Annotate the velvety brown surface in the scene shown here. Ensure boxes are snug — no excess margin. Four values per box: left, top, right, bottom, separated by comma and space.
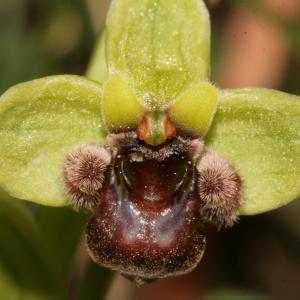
85, 153, 206, 282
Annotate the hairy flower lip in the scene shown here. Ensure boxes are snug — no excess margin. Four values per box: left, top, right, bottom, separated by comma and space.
84, 133, 207, 281
72, 132, 242, 282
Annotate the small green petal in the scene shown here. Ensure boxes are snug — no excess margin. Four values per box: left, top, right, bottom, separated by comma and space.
168, 82, 218, 137
102, 75, 146, 132
205, 88, 300, 215
106, 0, 210, 108
0, 75, 106, 206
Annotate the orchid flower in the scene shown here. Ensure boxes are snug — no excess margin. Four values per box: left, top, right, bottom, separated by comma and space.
0, 0, 299, 285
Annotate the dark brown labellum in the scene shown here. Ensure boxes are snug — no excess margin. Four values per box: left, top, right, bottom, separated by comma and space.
85, 144, 206, 282
63, 133, 242, 284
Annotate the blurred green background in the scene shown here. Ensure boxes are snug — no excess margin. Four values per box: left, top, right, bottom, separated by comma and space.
0, 0, 299, 299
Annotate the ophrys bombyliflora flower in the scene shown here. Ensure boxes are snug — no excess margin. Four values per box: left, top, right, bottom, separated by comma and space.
0, 0, 299, 284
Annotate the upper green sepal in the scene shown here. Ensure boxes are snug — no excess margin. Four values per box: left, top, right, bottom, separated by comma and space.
205, 88, 300, 215
106, 0, 211, 108
0, 75, 106, 206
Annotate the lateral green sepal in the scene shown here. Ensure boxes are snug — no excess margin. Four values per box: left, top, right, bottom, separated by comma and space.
205, 88, 300, 215
0, 75, 106, 206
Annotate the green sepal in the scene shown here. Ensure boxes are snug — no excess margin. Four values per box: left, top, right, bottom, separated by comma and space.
102, 75, 146, 132
0, 75, 106, 206
168, 81, 218, 137
106, 0, 211, 108
86, 30, 109, 84
205, 88, 300, 215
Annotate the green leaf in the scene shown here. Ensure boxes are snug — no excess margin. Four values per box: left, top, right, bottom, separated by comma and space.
37, 206, 88, 292
0, 75, 106, 206
0, 191, 57, 299
168, 81, 218, 137
106, 0, 210, 108
37, 207, 112, 300
205, 88, 300, 215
